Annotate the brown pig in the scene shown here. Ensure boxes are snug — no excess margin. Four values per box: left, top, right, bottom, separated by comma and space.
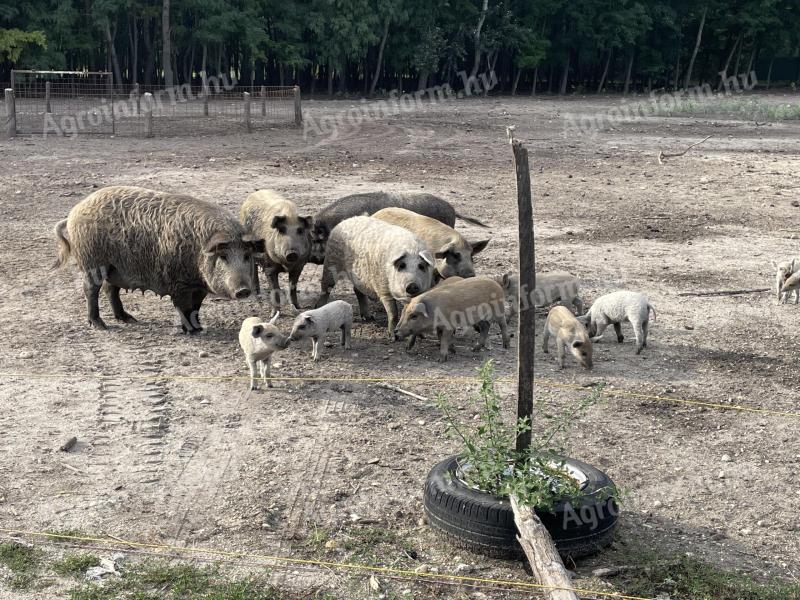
542, 306, 593, 369
393, 277, 509, 362
373, 207, 489, 279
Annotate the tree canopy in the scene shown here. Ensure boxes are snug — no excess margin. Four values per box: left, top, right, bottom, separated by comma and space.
2, 0, 799, 93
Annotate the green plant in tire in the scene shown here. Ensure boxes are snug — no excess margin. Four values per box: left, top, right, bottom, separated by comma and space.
435, 360, 613, 510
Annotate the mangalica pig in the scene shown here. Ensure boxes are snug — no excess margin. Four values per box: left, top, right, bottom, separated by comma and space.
542, 305, 593, 369
54, 186, 264, 333
496, 271, 583, 317
240, 190, 312, 309
372, 207, 489, 279
577, 290, 656, 354
309, 191, 488, 264
774, 258, 800, 304
238, 312, 289, 390
394, 277, 509, 362
289, 300, 353, 361
315, 216, 434, 337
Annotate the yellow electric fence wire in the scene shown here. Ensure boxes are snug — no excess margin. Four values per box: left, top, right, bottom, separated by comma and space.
0, 371, 798, 419
0, 528, 653, 600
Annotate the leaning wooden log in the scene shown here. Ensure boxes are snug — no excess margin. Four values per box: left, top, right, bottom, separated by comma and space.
677, 287, 769, 297
510, 494, 578, 600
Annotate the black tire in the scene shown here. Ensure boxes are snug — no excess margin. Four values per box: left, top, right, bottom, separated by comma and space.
423, 455, 618, 560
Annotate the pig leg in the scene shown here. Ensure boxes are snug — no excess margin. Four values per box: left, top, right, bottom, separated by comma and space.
172, 294, 200, 334
613, 322, 624, 343
632, 319, 645, 354
341, 323, 351, 349
104, 283, 137, 323
541, 319, 551, 353
252, 259, 261, 296
573, 296, 584, 315
316, 263, 337, 308
246, 357, 258, 390
406, 335, 417, 350
380, 296, 398, 337
556, 340, 566, 369
498, 315, 510, 349
260, 358, 273, 388
795, 289, 799, 304
642, 319, 649, 348
353, 288, 373, 322
83, 271, 107, 330
267, 270, 282, 307
288, 265, 304, 310
437, 328, 454, 362
473, 321, 490, 352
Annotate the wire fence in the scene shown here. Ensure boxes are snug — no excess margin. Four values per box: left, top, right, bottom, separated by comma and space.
5, 71, 300, 137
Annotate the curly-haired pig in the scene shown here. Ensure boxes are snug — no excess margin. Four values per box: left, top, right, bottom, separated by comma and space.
316, 216, 434, 337
774, 258, 800, 304
577, 290, 656, 354
373, 207, 489, 280
240, 190, 312, 309
54, 186, 265, 333
289, 300, 353, 361
239, 312, 289, 390
393, 277, 509, 362
495, 271, 583, 317
309, 191, 488, 264
542, 306, 593, 369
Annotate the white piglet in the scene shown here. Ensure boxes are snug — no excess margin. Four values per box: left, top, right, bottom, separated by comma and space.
774, 258, 800, 304
578, 291, 656, 355
290, 300, 353, 361
239, 312, 290, 390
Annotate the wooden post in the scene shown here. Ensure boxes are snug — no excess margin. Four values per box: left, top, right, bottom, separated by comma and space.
510, 135, 535, 453
260, 85, 267, 116
45, 81, 52, 113
202, 79, 209, 116
131, 83, 140, 115
243, 91, 251, 132
510, 495, 579, 600
293, 85, 302, 125
4, 89, 16, 138
143, 92, 154, 138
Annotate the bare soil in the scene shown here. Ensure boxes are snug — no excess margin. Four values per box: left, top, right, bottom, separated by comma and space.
1, 92, 799, 598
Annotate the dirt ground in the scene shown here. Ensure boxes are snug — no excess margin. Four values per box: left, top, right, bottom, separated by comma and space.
1, 91, 799, 598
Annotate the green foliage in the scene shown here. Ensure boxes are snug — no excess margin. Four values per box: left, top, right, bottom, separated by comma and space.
52, 553, 101, 578
614, 553, 800, 599
436, 361, 608, 510
0, 541, 42, 590
0, 28, 46, 62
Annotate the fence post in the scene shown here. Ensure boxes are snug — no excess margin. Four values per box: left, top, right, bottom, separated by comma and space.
131, 83, 140, 115
143, 92, 154, 138
260, 85, 266, 116
293, 85, 302, 125
203, 81, 209, 116
4, 89, 16, 138
45, 81, 51, 113
243, 91, 251, 132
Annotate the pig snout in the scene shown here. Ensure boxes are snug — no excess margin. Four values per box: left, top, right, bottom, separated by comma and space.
285, 251, 300, 264
234, 287, 252, 299
406, 283, 420, 296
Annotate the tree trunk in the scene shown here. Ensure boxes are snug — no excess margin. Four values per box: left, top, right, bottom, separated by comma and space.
161, 0, 173, 86
327, 59, 334, 96
746, 46, 756, 76
201, 44, 207, 78
511, 67, 521, 95
766, 57, 774, 89
558, 53, 570, 95
717, 34, 741, 90
143, 17, 154, 85
547, 64, 553, 93
733, 36, 744, 77
531, 67, 538, 95
672, 53, 680, 91
597, 49, 612, 92
338, 59, 346, 93
128, 16, 139, 84
470, 0, 489, 78
623, 51, 634, 94
417, 70, 429, 91
103, 20, 124, 89
369, 18, 390, 96
683, 6, 707, 89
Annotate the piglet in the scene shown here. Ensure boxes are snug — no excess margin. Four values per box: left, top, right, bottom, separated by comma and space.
542, 305, 593, 369
289, 300, 353, 361
238, 312, 289, 390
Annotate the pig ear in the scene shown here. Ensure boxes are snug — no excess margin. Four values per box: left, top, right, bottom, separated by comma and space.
416, 301, 429, 318
501, 273, 510, 288
470, 239, 490, 255
792, 259, 797, 271
420, 251, 435, 266
300, 216, 313, 229
242, 235, 266, 254
572, 340, 584, 348
434, 242, 455, 260
305, 315, 315, 324
270, 215, 287, 229
251, 324, 263, 337
204, 233, 232, 255
269, 311, 280, 324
